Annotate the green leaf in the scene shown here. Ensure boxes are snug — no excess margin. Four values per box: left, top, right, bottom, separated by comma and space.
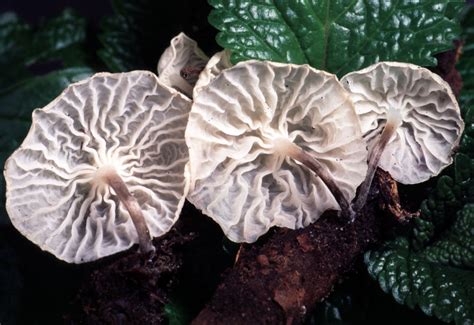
98, 9, 144, 72
0, 67, 94, 226
458, 5, 474, 159
25, 9, 87, 67
0, 13, 31, 87
419, 154, 474, 234
164, 299, 191, 325
422, 204, 474, 268
0, 9, 87, 89
458, 5, 474, 109
98, 0, 165, 72
209, 0, 463, 76
374, 156, 474, 324
366, 234, 474, 324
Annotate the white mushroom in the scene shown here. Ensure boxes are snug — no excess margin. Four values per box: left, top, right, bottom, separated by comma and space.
157, 33, 209, 97
186, 60, 368, 243
4, 71, 191, 263
193, 50, 232, 97
341, 62, 464, 210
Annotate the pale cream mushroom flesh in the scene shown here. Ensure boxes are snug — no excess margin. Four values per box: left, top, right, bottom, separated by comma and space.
341, 62, 464, 211
157, 32, 209, 97
193, 49, 232, 97
186, 60, 368, 243
4, 71, 191, 263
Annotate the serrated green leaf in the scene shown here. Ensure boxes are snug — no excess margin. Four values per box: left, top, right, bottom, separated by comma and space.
209, 0, 463, 76
413, 153, 474, 251
0, 67, 94, 225
458, 5, 474, 108
396, 149, 474, 323
366, 234, 474, 324
422, 204, 474, 268
459, 5, 474, 158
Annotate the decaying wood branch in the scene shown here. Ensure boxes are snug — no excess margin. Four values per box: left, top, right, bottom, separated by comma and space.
193, 171, 409, 325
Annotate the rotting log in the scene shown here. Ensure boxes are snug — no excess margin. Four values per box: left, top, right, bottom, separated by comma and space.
192, 171, 412, 325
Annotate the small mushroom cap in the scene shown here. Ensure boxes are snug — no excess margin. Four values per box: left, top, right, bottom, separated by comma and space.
193, 50, 232, 97
186, 60, 368, 243
5, 71, 192, 263
157, 33, 209, 97
341, 62, 464, 184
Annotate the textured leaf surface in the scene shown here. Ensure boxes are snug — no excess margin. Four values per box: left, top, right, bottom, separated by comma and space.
423, 204, 474, 268
366, 234, 474, 323
209, 0, 462, 76
459, 5, 474, 157
369, 157, 474, 324
458, 5, 474, 109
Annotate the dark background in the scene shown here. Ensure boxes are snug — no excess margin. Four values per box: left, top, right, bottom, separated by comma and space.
0, 0, 112, 25
0, 0, 220, 69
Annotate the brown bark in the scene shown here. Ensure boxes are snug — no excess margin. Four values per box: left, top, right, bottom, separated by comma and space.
377, 169, 420, 223
192, 171, 401, 325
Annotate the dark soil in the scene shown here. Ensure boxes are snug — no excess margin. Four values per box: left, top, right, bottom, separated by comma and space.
65, 203, 234, 324
66, 231, 190, 324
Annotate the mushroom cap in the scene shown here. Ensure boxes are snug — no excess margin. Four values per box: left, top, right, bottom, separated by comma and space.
157, 33, 209, 97
193, 50, 232, 97
4, 71, 192, 263
341, 62, 464, 184
186, 60, 368, 243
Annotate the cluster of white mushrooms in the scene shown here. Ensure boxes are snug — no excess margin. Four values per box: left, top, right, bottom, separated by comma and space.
4, 33, 464, 263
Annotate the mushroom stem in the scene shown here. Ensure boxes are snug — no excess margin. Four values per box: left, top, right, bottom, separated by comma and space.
353, 109, 402, 211
279, 140, 353, 219
172, 76, 194, 97
103, 170, 156, 255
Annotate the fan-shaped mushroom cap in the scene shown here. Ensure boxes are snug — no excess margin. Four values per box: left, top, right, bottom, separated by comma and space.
5, 71, 191, 263
193, 50, 232, 97
157, 33, 208, 97
341, 62, 464, 184
186, 60, 368, 243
